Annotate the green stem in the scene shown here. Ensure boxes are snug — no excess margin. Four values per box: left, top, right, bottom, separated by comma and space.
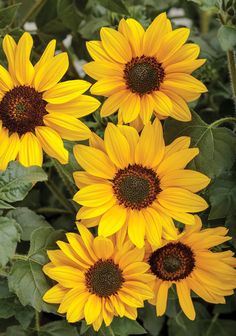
206, 313, 219, 336
13, 254, 28, 261
19, 0, 46, 26
200, 10, 211, 34
107, 326, 115, 336
45, 180, 75, 214
227, 50, 236, 104
36, 207, 72, 214
35, 310, 40, 334
51, 158, 77, 197
210, 116, 236, 128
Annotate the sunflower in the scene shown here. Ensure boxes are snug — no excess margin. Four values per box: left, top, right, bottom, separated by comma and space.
43, 224, 154, 331
146, 216, 236, 320
0, 32, 100, 170
73, 120, 210, 248
84, 12, 207, 124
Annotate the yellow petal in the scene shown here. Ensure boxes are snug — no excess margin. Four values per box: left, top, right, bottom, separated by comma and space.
156, 148, 199, 177
157, 28, 190, 62
2, 34, 17, 80
34, 52, 69, 92
15, 32, 34, 85
156, 281, 170, 316
73, 144, 116, 179
165, 59, 206, 74
73, 171, 105, 189
73, 183, 114, 207
93, 236, 114, 259
101, 27, 132, 63
84, 61, 123, 80
135, 118, 164, 167
118, 287, 144, 307
84, 294, 102, 324
163, 73, 207, 94
164, 136, 191, 158
77, 224, 98, 261
163, 43, 200, 67
43, 80, 91, 104
160, 169, 210, 192
43, 284, 67, 304
35, 126, 68, 164
154, 203, 195, 225
43, 112, 91, 141
18, 132, 43, 167
34, 39, 56, 73
176, 281, 196, 320
0, 126, 9, 158
77, 199, 116, 219
152, 91, 173, 117
127, 210, 146, 248
86, 40, 112, 62
66, 291, 88, 323
104, 123, 130, 168
0, 133, 20, 171
143, 13, 171, 56
89, 132, 105, 152
45, 265, 84, 288
66, 232, 93, 265
120, 93, 141, 123
161, 90, 191, 121
91, 78, 126, 96
117, 125, 139, 163
46, 94, 100, 118
0, 65, 14, 91
142, 208, 162, 247
118, 18, 144, 57
158, 187, 208, 213
98, 205, 127, 237
100, 90, 129, 117
140, 95, 154, 124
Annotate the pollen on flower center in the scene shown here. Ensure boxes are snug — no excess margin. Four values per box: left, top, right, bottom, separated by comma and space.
124, 56, 165, 96
0, 85, 47, 135
149, 242, 195, 281
113, 164, 161, 210
85, 259, 124, 297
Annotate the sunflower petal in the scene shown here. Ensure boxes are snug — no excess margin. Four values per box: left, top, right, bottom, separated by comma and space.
18, 132, 43, 167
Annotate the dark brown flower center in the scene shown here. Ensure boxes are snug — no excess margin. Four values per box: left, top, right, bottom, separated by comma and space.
113, 164, 160, 210
124, 56, 165, 96
0, 85, 47, 135
148, 242, 195, 281
85, 259, 124, 297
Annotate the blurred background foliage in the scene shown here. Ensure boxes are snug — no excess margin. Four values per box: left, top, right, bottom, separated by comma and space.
0, 0, 236, 335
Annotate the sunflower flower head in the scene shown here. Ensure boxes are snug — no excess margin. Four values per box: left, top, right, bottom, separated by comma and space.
146, 216, 236, 320
43, 225, 154, 331
84, 12, 207, 125
73, 119, 210, 248
0, 32, 100, 170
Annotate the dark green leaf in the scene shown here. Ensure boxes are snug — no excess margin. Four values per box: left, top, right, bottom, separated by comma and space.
98, 0, 130, 14
0, 298, 15, 319
0, 162, 47, 204
0, 200, 14, 210
5, 325, 28, 336
110, 317, 147, 335
218, 25, 236, 51
57, 0, 81, 31
139, 302, 165, 336
39, 321, 79, 336
7, 207, 50, 241
0, 217, 21, 267
208, 173, 236, 220
0, 3, 21, 29
164, 112, 236, 178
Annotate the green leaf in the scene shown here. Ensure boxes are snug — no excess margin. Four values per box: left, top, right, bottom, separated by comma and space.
14, 304, 35, 329
39, 321, 79, 336
5, 326, 28, 336
206, 319, 236, 336
57, 0, 81, 31
0, 161, 47, 204
0, 298, 15, 319
0, 217, 21, 267
218, 25, 236, 51
214, 291, 236, 314
7, 207, 50, 241
8, 227, 64, 312
98, 0, 130, 14
164, 112, 236, 178
0, 200, 14, 209
0, 3, 21, 29
208, 173, 236, 220
110, 317, 147, 335
139, 302, 165, 336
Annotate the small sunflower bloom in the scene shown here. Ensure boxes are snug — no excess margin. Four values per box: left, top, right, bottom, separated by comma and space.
43, 225, 154, 331
73, 120, 210, 248
84, 12, 207, 124
146, 216, 236, 320
0, 32, 100, 170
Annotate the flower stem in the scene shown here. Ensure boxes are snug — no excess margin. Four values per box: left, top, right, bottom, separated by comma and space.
210, 116, 236, 128
19, 0, 46, 26
107, 326, 115, 336
200, 10, 211, 34
227, 50, 236, 105
51, 158, 77, 197
45, 180, 75, 214
35, 310, 40, 334
13, 254, 28, 261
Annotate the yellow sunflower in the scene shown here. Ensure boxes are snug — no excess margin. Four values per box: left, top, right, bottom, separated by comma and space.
0, 32, 100, 170
146, 216, 236, 320
84, 12, 207, 124
73, 120, 210, 248
43, 224, 154, 331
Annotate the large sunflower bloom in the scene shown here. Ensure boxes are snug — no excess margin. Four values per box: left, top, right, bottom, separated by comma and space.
73, 120, 210, 247
84, 12, 207, 124
0, 32, 100, 170
43, 224, 154, 331
146, 216, 236, 320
